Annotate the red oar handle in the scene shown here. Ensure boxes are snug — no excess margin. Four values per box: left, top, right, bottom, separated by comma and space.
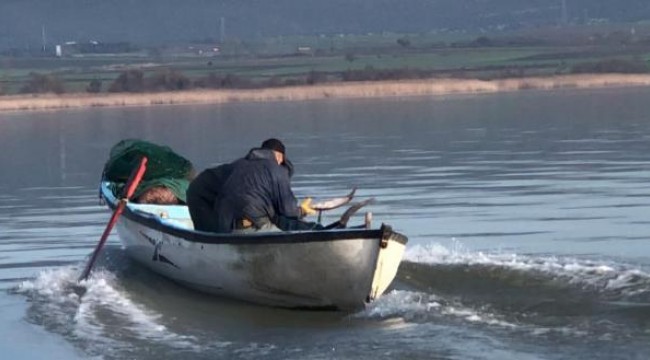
123, 156, 148, 199
78, 156, 148, 281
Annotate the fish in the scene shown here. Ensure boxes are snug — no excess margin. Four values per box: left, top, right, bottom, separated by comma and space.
310, 188, 357, 211
321, 197, 376, 230
339, 198, 375, 227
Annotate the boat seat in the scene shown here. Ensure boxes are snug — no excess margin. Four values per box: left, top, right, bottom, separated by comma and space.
129, 203, 195, 230
161, 218, 195, 230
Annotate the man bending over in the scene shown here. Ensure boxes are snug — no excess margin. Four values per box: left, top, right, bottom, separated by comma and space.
186, 138, 316, 233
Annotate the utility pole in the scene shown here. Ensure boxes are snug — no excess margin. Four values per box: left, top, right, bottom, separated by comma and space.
560, 0, 568, 25
41, 25, 47, 52
220, 17, 226, 43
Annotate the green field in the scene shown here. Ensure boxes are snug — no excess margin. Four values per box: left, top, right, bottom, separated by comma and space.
3, 25, 650, 95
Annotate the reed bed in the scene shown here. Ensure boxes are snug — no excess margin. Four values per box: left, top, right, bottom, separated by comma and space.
2, 74, 650, 112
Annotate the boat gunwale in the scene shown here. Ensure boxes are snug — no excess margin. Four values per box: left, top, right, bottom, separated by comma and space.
101, 183, 408, 246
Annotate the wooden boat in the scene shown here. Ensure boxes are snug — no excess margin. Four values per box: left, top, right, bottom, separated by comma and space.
100, 182, 408, 310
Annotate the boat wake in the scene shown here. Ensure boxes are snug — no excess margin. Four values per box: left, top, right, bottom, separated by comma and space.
357, 242, 650, 342
357, 289, 518, 329
11, 240, 650, 358
403, 243, 650, 302
13, 255, 205, 358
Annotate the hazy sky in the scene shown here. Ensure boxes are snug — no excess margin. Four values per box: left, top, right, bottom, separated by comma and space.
1, 1, 650, 50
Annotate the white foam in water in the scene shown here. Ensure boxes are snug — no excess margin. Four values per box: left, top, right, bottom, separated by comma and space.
404, 242, 650, 299
359, 289, 596, 339
357, 290, 517, 329
16, 266, 203, 355
78, 271, 200, 348
392, 241, 650, 340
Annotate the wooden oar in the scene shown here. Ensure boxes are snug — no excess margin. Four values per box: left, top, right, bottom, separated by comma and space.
78, 156, 148, 281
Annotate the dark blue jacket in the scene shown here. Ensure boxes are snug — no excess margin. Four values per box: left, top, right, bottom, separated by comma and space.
186, 162, 234, 232
191, 148, 300, 233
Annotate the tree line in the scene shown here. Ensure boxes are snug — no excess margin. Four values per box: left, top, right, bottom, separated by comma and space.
9, 58, 650, 95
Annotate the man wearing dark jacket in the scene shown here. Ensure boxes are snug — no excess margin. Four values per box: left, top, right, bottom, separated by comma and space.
186, 138, 315, 233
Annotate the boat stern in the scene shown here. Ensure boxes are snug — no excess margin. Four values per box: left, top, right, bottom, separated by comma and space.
367, 224, 408, 302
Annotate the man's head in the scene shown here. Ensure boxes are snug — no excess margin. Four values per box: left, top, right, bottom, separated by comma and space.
261, 138, 286, 165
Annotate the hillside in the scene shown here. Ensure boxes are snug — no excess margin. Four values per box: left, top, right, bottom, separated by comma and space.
2, 1, 650, 50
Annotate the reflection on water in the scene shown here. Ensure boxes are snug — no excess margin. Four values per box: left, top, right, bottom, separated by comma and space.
2, 88, 650, 359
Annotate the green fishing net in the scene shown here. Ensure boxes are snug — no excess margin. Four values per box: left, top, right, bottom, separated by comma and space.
103, 139, 194, 202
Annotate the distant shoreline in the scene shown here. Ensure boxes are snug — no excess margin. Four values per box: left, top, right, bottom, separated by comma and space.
2, 74, 650, 113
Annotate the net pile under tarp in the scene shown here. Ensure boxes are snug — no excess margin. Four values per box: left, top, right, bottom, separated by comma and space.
103, 139, 195, 203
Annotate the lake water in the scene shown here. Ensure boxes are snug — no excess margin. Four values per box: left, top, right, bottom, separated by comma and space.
1, 88, 649, 359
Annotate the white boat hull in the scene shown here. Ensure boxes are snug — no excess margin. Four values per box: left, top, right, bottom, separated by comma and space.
103, 183, 407, 310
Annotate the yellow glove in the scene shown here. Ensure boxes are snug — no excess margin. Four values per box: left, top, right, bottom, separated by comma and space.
300, 197, 317, 217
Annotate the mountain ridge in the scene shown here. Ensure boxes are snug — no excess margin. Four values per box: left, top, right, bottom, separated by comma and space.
2, 1, 650, 50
